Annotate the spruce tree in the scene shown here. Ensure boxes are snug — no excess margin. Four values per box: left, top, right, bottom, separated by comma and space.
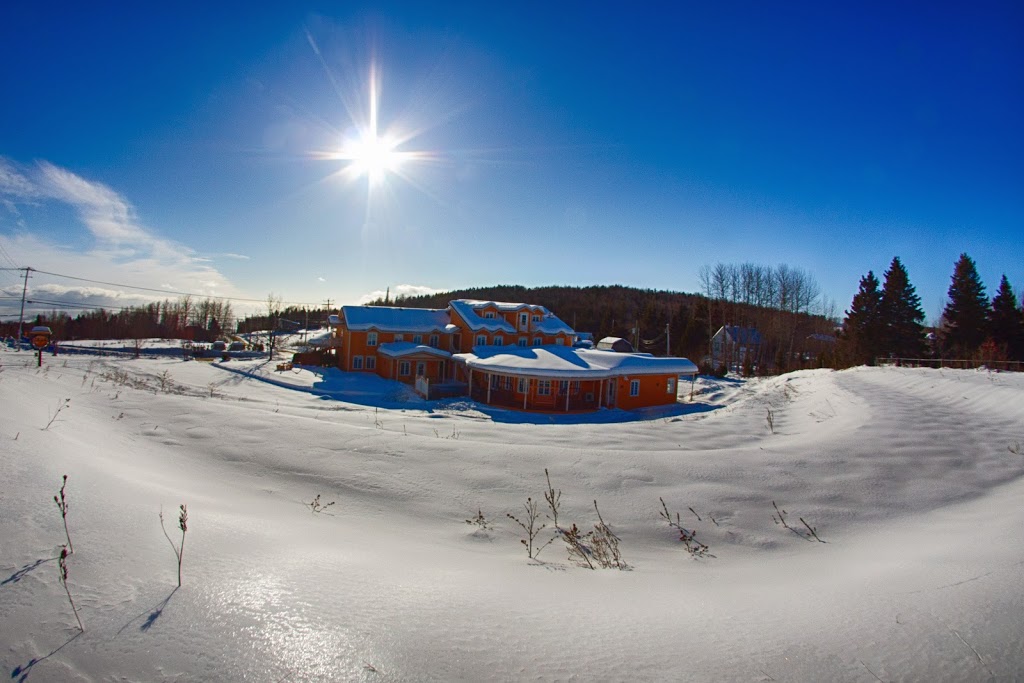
880, 257, 927, 358
989, 275, 1023, 360
842, 271, 884, 365
941, 253, 990, 357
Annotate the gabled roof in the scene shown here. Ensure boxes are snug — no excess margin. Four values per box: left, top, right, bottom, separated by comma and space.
377, 342, 452, 359
449, 299, 575, 335
715, 326, 762, 345
454, 345, 697, 379
337, 306, 450, 333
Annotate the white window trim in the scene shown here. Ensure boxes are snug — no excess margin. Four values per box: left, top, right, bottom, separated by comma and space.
413, 335, 423, 344
630, 379, 640, 397
538, 380, 551, 396
352, 356, 363, 370
475, 335, 487, 347
666, 377, 676, 394
517, 337, 528, 347
366, 332, 378, 347
366, 356, 376, 370
429, 334, 439, 348
399, 361, 411, 376
494, 336, 503, 346
517, 377, 526, 393
532, 337, 542, 346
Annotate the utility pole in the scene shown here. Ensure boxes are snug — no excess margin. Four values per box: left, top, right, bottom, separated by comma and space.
16, 267, 31, 351
665, 322, 670, 357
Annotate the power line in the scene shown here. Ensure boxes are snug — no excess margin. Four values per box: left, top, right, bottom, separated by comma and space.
4, 267, 321, 307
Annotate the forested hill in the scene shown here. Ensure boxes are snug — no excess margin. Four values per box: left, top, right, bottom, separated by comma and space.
371, 283, 836, 368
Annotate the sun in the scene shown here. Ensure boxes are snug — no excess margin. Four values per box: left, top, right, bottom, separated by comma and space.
343, 131, 401, 183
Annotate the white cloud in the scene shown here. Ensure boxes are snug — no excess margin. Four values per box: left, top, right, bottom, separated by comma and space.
317, 276, 326, 282
357, 284, 441, 304
0, 157, 247, 318
220, 253, 250, 260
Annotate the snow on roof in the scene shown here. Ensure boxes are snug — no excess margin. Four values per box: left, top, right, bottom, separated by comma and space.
449, 299, 574, 335
340, 306, 450, 333
454, 346, 697, 379
377, 342, 452, 359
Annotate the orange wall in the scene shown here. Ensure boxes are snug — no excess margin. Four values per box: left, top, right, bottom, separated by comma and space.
612, 374, 679, 410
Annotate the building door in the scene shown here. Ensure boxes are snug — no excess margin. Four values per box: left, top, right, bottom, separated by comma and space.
606, 380, 616, 407
416, 361, 426, 378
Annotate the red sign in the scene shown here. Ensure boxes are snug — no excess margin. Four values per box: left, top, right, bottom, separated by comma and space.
31, 334, 50, 349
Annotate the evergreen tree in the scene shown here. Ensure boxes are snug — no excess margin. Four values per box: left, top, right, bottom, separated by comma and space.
941, 253, 990, 357
880, 257, 927, 358
842, 271, 884, 365
989, 275, 1023, 360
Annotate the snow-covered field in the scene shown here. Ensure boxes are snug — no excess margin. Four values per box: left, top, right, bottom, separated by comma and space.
1, 345, 1022, 682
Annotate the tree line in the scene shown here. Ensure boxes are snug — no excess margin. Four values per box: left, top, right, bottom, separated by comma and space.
5, 296, 236, 341
840, 254, 1024, 364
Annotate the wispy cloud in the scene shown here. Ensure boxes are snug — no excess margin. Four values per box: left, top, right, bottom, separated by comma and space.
358, 284, 441, 304
220, 253, 250, 260
0, 157, 247, 318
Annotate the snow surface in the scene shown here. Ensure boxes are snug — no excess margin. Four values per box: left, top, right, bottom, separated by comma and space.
455, 345, 699, 379
1, 345, 1023, 681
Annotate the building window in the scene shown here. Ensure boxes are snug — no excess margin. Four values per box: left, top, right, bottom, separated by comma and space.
532, 315, 540, 323
555, 337, 564, 345
630, 380, 640, 397
494, 336, 503, 346
570, 381, 579, 393
352, 356, 363, 370
538, 380, 551, 396
484, 311, 495, 319
504, 376, 512, 390
475, 335, 487, 347
413, 334, 423, 344
429, 334, 439, 348
399, 361, 411, 376
490, 374, 500, 389
394, 334, 403, 342
367, 332, 377, 347
667, 377, 676, 394
366, 356, 376, 370
517, 337, 528, 347
517, 377, 526, 393
559, 380, 569, 394
533, 337, 542, 346
519, 313, 528, 328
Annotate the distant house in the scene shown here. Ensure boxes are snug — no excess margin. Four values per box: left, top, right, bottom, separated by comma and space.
327, 299, 697, 412
711, 326, 762, 368
596, 337, 634, 353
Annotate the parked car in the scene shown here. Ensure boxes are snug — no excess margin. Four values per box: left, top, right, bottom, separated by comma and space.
228, 341, 246, 352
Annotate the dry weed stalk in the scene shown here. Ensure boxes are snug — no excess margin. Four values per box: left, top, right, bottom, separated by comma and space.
507, 497, 553, 559
54, 474, 74, 554
160, 504, 189, 586
58, 545, 83, 632
659, 497, 712, 558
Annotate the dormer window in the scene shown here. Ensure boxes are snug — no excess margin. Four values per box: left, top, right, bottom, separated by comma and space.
484, 311, 495, 319
475, 335, 487, 347
532, 315, 540, 323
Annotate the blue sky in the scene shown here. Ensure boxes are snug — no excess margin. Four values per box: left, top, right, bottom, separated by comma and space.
1, 2, 1021, 322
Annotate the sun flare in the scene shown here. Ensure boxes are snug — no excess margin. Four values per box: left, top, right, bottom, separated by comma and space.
344, 132, 401, 182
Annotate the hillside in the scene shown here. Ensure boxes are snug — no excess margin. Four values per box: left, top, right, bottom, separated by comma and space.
1, 346, 1022, 681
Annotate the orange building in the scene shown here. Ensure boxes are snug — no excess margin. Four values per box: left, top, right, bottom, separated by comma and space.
327, 299, 697, 412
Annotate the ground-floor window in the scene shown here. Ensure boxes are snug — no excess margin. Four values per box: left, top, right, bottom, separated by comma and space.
366, 356, 376, 370
666, 377, 676, 394
352, 356, 363, 370
517, 377, 526, 393
533, 337, 542, 346
399, 360, 411, 376
504, 376, 512, 390
490, 374, 500, 388
538, 380, 551, 396
559, 380, 568, 394
630, 379, 640, 396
